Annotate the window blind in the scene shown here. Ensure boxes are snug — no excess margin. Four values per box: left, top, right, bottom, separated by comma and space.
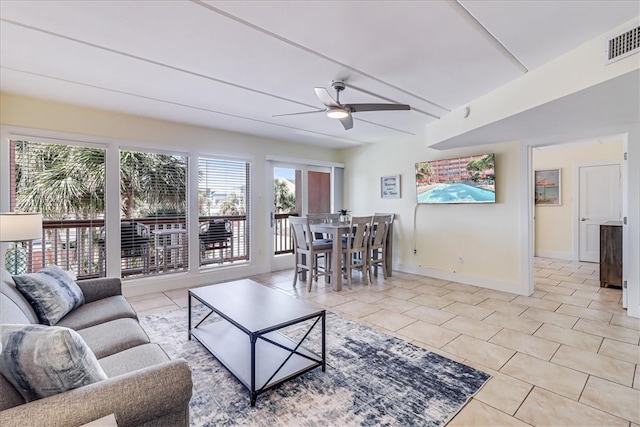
9, 139, 106, 276
198, 157, 251, 267
120, 149, 188, 277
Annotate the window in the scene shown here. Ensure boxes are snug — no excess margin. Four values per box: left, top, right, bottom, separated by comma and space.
118, 149, 188, 277
8, 137, 254, 279
9, 139, 105, 277
198, 157, 250, 267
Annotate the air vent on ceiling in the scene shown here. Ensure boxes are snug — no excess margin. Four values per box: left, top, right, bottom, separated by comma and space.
605, 25, 639, 64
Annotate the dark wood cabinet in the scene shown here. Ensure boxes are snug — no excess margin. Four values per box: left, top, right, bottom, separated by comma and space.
600, 221, 622, 287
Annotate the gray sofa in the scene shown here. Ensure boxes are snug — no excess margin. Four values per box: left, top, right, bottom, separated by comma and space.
0, 268, 193, 427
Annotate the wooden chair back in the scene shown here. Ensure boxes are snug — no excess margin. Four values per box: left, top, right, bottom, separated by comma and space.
346, 216, 372, 251
289, 216, 311, 251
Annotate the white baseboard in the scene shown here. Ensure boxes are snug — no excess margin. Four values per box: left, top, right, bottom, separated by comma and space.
534, 251, 574, 261
394, 262, 529, 296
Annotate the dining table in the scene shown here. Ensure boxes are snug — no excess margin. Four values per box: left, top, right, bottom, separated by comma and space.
310, 220, 393, 292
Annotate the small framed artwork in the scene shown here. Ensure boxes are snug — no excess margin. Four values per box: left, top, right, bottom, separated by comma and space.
381, 174, 401, 199
534, 169, 561, 206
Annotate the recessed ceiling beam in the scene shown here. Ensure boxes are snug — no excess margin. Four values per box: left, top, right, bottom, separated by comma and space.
449, 1, 528, 74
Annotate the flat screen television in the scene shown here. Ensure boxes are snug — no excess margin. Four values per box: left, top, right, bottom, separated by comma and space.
415, 153, 495, 204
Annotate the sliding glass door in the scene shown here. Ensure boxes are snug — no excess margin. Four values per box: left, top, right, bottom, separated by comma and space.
269, 162, 332, 271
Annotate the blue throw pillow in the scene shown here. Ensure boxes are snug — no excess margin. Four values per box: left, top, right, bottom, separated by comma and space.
13, 265, 85, 326
0, 324, 107, 401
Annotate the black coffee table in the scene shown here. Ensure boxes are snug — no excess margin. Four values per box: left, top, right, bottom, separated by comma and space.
188, 279, 326, 406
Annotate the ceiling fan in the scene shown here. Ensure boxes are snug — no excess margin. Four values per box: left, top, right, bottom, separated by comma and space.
274, 80, 411, 130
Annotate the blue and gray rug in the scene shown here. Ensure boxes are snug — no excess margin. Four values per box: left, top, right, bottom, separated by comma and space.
140, 306, 490, 426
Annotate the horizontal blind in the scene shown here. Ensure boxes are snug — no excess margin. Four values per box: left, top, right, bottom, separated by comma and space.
120, 150, 188, 278
10, 140, 106, 276
198, 157, 250, 267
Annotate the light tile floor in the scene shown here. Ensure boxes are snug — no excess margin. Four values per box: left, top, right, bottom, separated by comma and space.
129, 257, 640, 426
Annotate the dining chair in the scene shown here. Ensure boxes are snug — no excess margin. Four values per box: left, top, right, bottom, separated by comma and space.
341, 216, 372, 289
369, 214, 393, 280
306, 213, 331, 239
305, 214, 332, 277
306, 213, 327, 221
374, 212, 395, 277
289, 216, 333, 292
325, 213, 341, 223
374, 212, 395, 224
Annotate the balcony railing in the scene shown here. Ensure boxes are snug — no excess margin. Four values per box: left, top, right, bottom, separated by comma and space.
13, 214, 296, 279
27, 218, 105, 277
16, 216, 256, 279
274, 213, 295, 255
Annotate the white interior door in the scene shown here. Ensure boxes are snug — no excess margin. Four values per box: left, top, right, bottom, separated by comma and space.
579, 164, 621, 262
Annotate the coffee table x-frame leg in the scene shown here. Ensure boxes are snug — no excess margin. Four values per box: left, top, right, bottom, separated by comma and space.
188, 286, 326, 407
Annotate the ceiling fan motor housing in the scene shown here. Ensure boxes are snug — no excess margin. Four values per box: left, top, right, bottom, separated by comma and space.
331, 80, 346, 92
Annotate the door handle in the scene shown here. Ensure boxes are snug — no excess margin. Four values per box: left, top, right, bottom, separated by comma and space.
581, 217, 589, 221
270, 212, 274, 228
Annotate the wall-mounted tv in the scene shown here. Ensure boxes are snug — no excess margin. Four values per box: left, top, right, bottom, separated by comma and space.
415, 153, 495, 204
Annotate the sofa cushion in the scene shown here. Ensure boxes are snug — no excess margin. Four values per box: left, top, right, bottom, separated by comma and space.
0, 324, 107, 402
76, 318, 150, 359
56, 295, 137, 330
13, 265, 84, 326
98, 343, 170, 378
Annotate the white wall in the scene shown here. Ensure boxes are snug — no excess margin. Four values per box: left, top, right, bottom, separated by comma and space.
0, 93, 341, 296
533, 139, 624, 260
623, 127, 639, 318
340, 138, 527, 294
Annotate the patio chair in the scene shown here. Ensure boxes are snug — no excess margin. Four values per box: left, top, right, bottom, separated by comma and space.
98, 222, 151, 275
199, 219, 234, 264
120, 222, 151, 274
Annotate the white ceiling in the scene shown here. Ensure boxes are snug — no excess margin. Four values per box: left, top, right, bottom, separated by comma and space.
1, 1, 638, 149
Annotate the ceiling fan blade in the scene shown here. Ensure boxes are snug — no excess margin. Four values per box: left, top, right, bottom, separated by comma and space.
348, 103, 411, 113
314, 87, 340, 107
339, 114, 353, 130
273, 109, 324, 117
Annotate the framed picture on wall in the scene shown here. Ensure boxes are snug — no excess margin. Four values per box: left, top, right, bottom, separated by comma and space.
381, 175, 401, 199
534, 169, 561, 206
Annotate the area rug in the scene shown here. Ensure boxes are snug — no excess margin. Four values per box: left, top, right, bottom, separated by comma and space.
140, 306, 490, 427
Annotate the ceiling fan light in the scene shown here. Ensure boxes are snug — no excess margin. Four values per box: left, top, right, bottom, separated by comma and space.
327, 107, 349, 119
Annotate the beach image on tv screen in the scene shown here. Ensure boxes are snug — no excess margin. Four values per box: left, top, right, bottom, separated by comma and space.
415, 154, 495, 204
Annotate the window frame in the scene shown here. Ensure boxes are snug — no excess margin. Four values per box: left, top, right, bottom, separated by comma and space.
0, 127, 257, 285
197, 154, 252, 269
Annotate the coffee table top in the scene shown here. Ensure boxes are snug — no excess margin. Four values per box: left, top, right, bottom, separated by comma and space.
189, 279, 324, 334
